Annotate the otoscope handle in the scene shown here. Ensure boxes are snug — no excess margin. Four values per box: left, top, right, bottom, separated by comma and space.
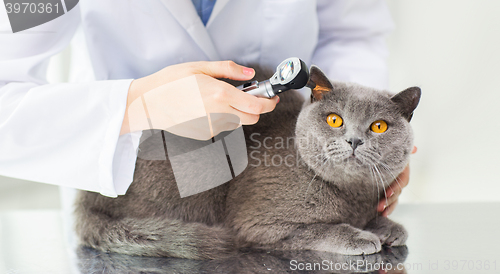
236, 80, 276, 98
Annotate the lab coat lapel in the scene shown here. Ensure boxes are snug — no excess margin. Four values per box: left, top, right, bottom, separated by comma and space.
159, 0, 221, 61
206, 0, 231, 27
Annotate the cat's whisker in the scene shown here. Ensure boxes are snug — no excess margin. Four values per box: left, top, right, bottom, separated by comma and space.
379, 162, 423, 202
370, 165, 376, 204
306, 153, 326, 168
364, 155, 394, 185
373, 164, 389, 208
377, 163, 400, 194
303, 173, 317, 200
376, 162, 405, 197
375, 160, 421, 205
299, 148, 331, 197
362, 150, 382, 165
369, 165, 381, 220
369, 165, 379, 206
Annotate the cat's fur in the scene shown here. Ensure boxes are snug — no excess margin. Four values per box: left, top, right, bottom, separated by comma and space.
75, 66, 420, 260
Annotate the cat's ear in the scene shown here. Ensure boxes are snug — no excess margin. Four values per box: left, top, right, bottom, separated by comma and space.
391, 87, 421, 122
308, 65, 333, 101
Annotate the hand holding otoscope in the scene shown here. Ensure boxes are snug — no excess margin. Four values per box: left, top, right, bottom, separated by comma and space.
122, 59, 309, 138
237, 57, 311, 98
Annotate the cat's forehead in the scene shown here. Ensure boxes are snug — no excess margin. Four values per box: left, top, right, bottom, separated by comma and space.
319, 82, 396, 118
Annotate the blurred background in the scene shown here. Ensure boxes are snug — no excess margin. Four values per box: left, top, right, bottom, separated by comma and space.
387, 0, 500, 203
1, 0, 499, 211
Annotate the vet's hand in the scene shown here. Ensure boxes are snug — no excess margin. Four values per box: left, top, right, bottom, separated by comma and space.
121, 61, 279, 137
377, 146, 417, 216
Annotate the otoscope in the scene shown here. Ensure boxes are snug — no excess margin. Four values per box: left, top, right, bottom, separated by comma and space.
237, 57, 310, 98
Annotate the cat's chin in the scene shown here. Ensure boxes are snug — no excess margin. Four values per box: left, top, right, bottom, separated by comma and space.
341, 162, 372, 177
311, 160, 373, 183
344, 155, 365, 165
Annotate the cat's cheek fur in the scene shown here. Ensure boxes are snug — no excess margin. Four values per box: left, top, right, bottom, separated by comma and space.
382, 121, 414, 181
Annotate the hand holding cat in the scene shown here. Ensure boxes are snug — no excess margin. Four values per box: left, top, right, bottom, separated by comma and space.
120, 61, 279, 138
378, 146, 417, 216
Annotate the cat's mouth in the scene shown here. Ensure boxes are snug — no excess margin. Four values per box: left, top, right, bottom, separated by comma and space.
348, 150, 361, 159
345, 153, 364, 165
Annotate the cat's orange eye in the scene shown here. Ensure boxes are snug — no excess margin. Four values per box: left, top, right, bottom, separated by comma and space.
371, 120, 388, 133
327, 113, 343, 128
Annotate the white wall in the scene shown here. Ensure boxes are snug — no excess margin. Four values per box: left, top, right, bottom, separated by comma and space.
387, 0, 500, 203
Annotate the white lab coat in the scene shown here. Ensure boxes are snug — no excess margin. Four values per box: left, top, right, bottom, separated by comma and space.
0, 0, 394, 197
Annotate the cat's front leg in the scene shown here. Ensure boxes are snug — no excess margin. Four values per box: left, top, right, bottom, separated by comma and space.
244, 223, 382, 255
299, 223, 382, 255
364, 217, 408, 246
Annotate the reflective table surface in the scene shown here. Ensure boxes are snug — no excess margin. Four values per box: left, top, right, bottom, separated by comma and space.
1, 203, 499, 274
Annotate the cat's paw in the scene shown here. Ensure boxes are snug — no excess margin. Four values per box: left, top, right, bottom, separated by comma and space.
365, 218, 408, 246
373, 222, 408, 246
315, 230, 381, 255
342, 230, 382, 255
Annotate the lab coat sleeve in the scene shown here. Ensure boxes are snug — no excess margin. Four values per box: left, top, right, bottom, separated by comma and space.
312, 0, 395, 90
0, 6, 137, 197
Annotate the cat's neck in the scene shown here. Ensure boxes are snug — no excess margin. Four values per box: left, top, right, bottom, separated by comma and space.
297, 163, 384, 205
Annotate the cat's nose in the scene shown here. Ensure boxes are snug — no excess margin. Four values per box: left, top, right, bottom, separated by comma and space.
346, 138, 364, 151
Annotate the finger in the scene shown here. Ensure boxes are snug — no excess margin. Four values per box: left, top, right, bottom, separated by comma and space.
209, 113, 241, 136
385, 188, 401, 208
382, 200, 398, 217
225, 86, 279, 115
377, 165, 409, 210
216, 104, 261, 125
194, 60, 255, 81
377, 199, 386, 212
412, 146, 418, 154
229, 112, 261, 125
208, 79, 279, 114
377, 193, 399, 212
378, 184, 401, 212
198, 76, 278, 115
385, 180, 403, 199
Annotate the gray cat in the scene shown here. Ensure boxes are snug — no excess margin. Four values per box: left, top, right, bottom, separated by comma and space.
74, 66, 420, 260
